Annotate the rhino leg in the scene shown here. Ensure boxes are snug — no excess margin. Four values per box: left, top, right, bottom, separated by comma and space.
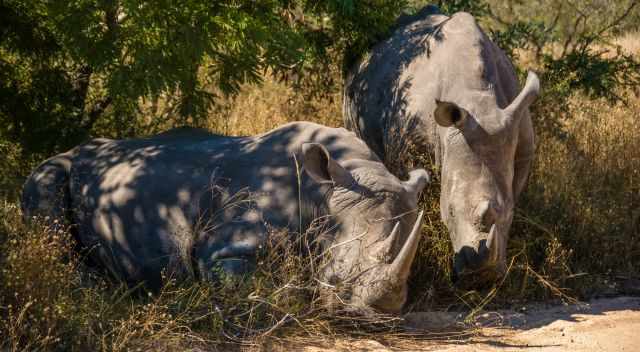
193, 218, 266, 282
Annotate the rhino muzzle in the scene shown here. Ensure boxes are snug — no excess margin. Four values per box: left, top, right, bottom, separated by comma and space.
349, 210, 424, 313
452, 223, 507, 285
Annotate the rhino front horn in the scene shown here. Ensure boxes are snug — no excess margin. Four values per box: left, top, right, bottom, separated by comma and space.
388, 210, 424, 280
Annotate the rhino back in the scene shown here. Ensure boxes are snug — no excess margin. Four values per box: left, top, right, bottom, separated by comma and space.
65, 122, 375, 286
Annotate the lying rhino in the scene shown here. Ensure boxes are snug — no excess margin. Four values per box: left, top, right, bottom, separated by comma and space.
344, 7, 539, 282
22, 122, 429, 313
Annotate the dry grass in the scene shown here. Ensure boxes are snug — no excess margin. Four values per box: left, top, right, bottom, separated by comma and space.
0, 201, 226, 351
614, 30, 640, 56
206, 78, 343, 136
1, 33, 639, 351
508, 88, 640, 296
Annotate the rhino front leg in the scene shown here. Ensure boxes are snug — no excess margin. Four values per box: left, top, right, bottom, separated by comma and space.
193, 219, 266, 281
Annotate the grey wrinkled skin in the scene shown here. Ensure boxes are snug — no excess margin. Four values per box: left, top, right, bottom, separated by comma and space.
22, 122, 430, 314
343, 7, 539, 283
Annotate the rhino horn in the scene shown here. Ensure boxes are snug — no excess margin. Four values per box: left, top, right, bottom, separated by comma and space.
486, 223, 498, 260
501, 71, 540, 126
387, 210, 424, 280
376, 221, 401, 261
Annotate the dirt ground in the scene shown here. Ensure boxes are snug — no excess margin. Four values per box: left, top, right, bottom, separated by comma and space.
295, 296, 640, 351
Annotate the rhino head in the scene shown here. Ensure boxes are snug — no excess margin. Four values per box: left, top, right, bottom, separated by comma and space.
302, 143, 429, 313
434, 72, 540, 284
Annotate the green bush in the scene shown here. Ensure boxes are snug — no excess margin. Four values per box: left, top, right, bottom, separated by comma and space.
0, 0, 407, 159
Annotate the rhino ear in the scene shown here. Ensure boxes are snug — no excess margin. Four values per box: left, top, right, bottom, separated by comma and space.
302, 143, 354, 187
434, 100, 467, 128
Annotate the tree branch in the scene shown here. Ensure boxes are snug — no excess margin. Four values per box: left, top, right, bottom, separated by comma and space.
74, 65, 93, 118
584, 0, 639, 50
78, 1, 119, 131
82, 97, 112, 131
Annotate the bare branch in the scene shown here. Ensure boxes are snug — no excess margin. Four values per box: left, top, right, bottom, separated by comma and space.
561, 14, 585, 58
83, 97, 113, 130
590, 0, 639, 45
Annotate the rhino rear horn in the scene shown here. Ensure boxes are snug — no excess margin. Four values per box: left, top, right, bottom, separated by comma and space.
486, 223, 498, 259
372, 221, 401, 262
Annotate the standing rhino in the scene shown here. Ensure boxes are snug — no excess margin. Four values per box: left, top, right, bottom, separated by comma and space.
344, 7, 539, 282
22, 122, 429, 313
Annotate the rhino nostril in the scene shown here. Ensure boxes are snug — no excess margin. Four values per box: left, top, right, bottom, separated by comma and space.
458, 244, 490, 271
477, 238, 490, 260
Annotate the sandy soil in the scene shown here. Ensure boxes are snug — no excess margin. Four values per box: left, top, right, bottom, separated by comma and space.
296, 296, 640, 351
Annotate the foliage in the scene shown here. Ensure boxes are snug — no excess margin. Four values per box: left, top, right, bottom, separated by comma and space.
487, 0, 640, 40
0, 0, 406, 158
486, 0, 640, 106
433, 0, 489, 15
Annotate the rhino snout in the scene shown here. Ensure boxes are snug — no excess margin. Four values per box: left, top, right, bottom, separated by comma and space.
348, 210, 424, 313
454, 241, 489, 269
452, 221, 505, 285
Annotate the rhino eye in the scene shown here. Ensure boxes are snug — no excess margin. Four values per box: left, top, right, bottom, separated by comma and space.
448, 204, 456, 219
